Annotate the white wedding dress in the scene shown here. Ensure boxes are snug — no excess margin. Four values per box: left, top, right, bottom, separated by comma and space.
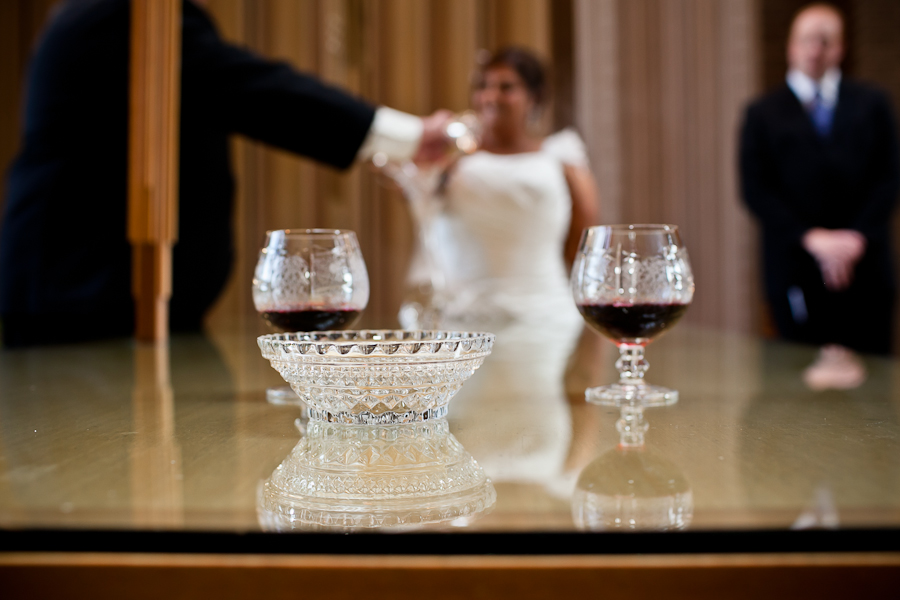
400, 129, 591, 498
403, 128, 589, 332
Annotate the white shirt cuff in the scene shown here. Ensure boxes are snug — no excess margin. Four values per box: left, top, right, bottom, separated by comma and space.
356, 107, 423, 164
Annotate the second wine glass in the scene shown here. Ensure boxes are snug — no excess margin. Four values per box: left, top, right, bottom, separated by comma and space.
253, 229, 369, 331
570, 225, 694, 406
253, 229, 369, 405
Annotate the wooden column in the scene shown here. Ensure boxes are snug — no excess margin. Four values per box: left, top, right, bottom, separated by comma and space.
128, 0, 181, 342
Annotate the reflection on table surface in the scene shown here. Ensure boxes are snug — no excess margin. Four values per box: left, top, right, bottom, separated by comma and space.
258, 418, 496, 532
1, 320, 899, 536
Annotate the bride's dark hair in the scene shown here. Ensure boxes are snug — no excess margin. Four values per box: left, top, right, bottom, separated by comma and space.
477, 46, 549, 107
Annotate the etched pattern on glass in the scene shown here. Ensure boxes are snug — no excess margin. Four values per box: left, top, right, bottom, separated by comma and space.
252, 230, 369, 315
252, 252, 310, 311
258, 330, 494, 424
582, 246, 693, 305
310, 247, 353, 304
258, 418, 496, 531
572, 225, 695, 406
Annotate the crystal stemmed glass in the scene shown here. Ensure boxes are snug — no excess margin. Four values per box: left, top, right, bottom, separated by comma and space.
372, 110, 481, 171
570, 225, 694, 406
253, 229, 369, 404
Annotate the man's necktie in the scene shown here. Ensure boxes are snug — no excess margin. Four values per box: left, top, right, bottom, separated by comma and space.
809, 88, 835, 137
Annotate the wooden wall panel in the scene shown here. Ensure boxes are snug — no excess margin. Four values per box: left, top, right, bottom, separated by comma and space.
688, 0, 724, 329
370, 0, 431, 324
484, 0, 551, 60
853, 0, 900, 350
429, 0, 479, 112
550, 0, 574, 130
854, 0, 900, 107
574, 0, 621, 225
717, 0, 761, 334
574, 0, 761, 333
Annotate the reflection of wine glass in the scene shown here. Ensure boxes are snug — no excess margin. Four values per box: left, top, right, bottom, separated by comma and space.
570, 225, 694, 406
253, 229, 369, 403
572, 444, 692, 532
571, 403, 692, 531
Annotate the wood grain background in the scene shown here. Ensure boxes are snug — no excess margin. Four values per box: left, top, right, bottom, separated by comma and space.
1, 0, 899, 344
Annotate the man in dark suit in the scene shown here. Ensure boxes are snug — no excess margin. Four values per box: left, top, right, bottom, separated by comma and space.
0, 0, 451, 347
740, 3, 900, 357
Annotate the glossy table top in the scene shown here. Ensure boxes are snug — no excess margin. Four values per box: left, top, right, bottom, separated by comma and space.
1, 318, 899, 550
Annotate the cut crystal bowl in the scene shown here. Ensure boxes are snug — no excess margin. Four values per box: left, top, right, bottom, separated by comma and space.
258, 330, 494, 425
257, 419, 496, 531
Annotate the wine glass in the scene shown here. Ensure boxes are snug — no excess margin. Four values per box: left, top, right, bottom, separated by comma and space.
371, 110, 481, 171
444, 110, 481, 155
570, 224, 694, 406
253, 229, 369, 404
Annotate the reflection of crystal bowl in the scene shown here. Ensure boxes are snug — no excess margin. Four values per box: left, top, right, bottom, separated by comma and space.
258, 330, 494, 425
257, 419, 496, 531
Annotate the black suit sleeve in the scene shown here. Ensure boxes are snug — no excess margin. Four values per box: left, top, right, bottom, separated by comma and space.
739, 103, 810, 245
850, 90, 900, 242
181, 2, 376, 170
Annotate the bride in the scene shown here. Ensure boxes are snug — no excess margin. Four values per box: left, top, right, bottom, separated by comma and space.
400, 47, 601, 497
402, 46, 599, 332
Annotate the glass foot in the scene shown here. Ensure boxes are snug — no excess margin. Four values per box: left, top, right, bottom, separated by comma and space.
585, 383, 678, 407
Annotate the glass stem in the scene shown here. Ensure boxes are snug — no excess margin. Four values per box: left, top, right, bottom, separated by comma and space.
615, 343, 649, 385
616, 403, 648, 447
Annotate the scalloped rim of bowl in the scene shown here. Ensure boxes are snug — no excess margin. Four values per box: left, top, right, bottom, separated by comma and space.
258, 329, 495, 361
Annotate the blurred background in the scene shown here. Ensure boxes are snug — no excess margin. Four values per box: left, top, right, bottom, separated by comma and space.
1, 0, 899, 344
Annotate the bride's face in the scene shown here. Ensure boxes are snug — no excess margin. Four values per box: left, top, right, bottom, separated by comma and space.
472, 65, 535, 132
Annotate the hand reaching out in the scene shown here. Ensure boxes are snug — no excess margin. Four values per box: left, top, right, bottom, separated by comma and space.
412, 110, 455, 166
802, 228, 867, 291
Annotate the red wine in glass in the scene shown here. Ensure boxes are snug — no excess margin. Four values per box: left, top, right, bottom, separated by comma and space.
577, 302, 689, 345
260, 306, 362, 332
570, 225, 694, 407
254, 229, 369, 405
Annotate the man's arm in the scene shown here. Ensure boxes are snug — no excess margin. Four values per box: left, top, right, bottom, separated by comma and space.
357, 107, 455, 166
181, 2, 451, 170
